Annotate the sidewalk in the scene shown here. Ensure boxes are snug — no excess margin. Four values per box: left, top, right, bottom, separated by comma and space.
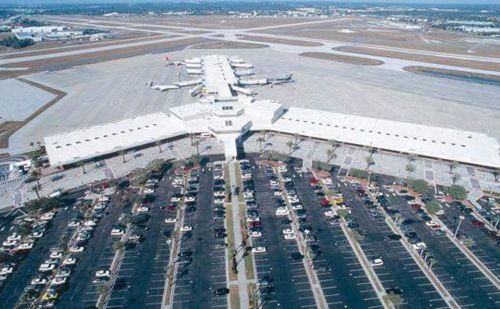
228, 161, 249, 309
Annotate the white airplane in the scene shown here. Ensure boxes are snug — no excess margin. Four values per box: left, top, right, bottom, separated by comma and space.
164, 55, 183, 66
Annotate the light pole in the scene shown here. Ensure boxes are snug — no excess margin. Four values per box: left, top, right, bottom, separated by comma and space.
454, 215, 465, 237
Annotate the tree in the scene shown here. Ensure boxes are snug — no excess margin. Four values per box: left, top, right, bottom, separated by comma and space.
193, 139, 200, 156
229, 248, 238, 274
448, 161, 458, 174
31, 185, 40, 199
286, 140, 294, 154
30, 168, 41, 188
425, 201, 442, 215
119, 150, 126, 163
155, 140, 163, 153
459, 235, 475, 248
113, 241, 124, 252
146, 159, 166, 174
79, 161, 87, 174
129, 168, 149, 186
384, 292, 402, 308
293, 133, 300, 146
444, 185, 467, 201
405, 163, 416, 178
365, 156, 375, 184
492, 169, 499, 183
451, 172, 461, 185
337, 208, 349, 220
407, 178, 431, 195
256, 136, 265, 152
350, 229, 365, 243
326, 148, 336, 164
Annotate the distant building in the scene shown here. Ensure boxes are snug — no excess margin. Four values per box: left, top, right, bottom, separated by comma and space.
11, 26, 67, 34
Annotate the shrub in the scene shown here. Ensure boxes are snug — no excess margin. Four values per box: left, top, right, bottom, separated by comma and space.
407, 178, 431, 195
444, 185, 467, 201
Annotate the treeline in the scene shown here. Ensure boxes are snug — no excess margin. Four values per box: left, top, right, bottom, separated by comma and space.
0, 35, 34, 49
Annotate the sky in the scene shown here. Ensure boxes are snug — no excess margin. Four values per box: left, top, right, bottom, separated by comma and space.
2, 0, 499, 5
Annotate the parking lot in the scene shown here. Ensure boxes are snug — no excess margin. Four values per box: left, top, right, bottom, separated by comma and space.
290, 168, 386, 308
377, 176, 500, 308
0, 203, 79, 308
248, 159, 317, 308
56, 191, 135, 308
438, 200, 500, 279
327, 174, 449, 308
104, 175, 173, 309
171, 161, 228, 309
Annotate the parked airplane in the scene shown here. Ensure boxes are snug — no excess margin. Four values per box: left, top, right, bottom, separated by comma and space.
164, 55, 183, 66
268, 73, 294, 86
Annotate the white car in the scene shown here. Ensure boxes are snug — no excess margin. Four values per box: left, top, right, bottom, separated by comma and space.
284, 233, 296, 240
214, 197, 225, 204
67, 220, 80, 228
435, 210, 445, 216
246, 217, 260, 223
55, 269, 71, 278
69, 246, 85, 253
51, 277, 67, 286
412, 242, 427, 251
282, 228, 293, 234
111, 229, 125, 237
0, 266, 13, 276
252, 246, 267, 254
63, 257, 77, 266
277, 166, 288, 173
143, 188, 155, 194
40, 212, 55, 221
50, 251, 63, 259
2, 240, 18, 248
95, 270, 110, 278
17, 242, 34, 250
7, 233, 21, 242
84, 220, 97, 227
370, 258, 384, 267
170, 196, 181, 203
39, 263, 56, 272
185, 196, 196, 203
273, 190, 282, 196
275, 208, 290, 216
323, 178, 333, 185
269, 180, 279, 186
165, 218, 177, 224
30, 230, 44, 239
137, 206, 149, 213
249, 231, 262, 238
291, 204, 303, 210
324, 210, 335, 218
31, 277, 48, 285
180, 225, 193, 232
289, 196, 300, 203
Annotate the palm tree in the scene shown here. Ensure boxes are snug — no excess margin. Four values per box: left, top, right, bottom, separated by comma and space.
155, 140, 162, 153
428, 257, 437, 270
193, 139, 200, 156
119, 150, 126, 163
31, 185, 40, 199
368, 147, 377, 157
286, 140, 294, 155
293, 133, 300, 146
79, 161, 87, 174
365, 156, 375, 184
229, 248, 238, 274
326, 148, 337, 164
30, 168, 41, 187
384, 292, 402, 309
408, 155, 417, 163
256, 136, 265, 152
405, 163, 416, 178
492, 169, 499, 183
452, 172, 461, 185
449, 161, 458, 174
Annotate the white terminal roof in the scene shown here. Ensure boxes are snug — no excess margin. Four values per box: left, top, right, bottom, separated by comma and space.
44, 54, 500, 168
44, 113, 186, 166
270, 107, 500, 168
202, 55, 238, 98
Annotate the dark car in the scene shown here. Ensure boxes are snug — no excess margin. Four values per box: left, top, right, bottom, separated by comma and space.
214, 288, 230, 296
386, 234, 402, 241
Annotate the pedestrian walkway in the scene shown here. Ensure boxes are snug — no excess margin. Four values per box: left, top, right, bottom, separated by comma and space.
228, 161, 249, 309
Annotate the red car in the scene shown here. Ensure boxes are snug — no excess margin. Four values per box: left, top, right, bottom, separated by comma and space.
471, 219, 485, 228
320, 199, 330, 207
167, 204, 176, 211
309, 178, 320, 186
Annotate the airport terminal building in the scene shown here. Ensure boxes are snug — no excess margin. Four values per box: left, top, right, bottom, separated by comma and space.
44, 55, 500, 169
